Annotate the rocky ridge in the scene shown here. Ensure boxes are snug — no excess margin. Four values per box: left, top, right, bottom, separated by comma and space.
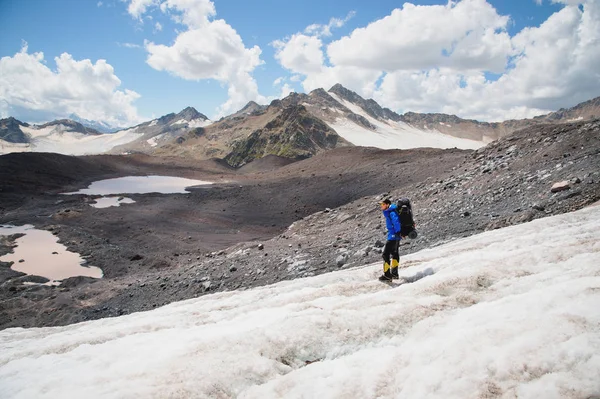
37, 119, 102, 136
145, 86, 600, 165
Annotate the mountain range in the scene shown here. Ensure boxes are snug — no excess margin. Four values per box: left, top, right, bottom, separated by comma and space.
1, 84, 599, 165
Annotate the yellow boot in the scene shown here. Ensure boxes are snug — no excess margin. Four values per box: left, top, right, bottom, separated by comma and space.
391, 259, 400, 279
379, 262, 393, 281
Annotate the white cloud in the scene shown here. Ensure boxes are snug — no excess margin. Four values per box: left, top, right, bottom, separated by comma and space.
273, 77, 284, 86
374, 1, 600, 121
304, 11, 356, 37
273, 0, 600, 121
118, 42, 142, 49
158, 0, 216, 28
97, 1, 103, 7
279, 83, 294, 98
272, 34, 324, 75
327, 1, 511, 73
126, 0, 266, 116
127, 0, 159, 20
0, 44, 143, 127
154, 21, 162, 31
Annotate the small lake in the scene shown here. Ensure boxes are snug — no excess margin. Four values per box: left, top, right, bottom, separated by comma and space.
91, 196, 136, 208
63, 175, 213, 196
0, 225, 103, 282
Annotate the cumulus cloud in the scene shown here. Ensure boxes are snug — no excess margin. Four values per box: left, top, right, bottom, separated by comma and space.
273, 0, 600, 121
0, 44, 143, 127
375, 0, 600, 120
154, 22, 162, 31
327, 1, 511, 73
126, 0, 266, 116
272, 34, 324, 75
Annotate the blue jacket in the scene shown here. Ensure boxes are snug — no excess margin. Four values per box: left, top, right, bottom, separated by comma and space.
383, 204, 402, 240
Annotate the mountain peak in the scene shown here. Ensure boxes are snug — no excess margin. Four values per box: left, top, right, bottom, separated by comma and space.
0, 117, 29, 143
329, 83, 345, 91
238, 101, 266, 115
176, 107, 208, 121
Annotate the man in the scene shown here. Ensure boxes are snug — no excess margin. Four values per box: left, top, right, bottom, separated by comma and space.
378, 199, 402, 281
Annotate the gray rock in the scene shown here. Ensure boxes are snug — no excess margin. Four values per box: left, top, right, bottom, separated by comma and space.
532, 204, 545, 211
336, 254, 348, 267
551, 181, 571, 193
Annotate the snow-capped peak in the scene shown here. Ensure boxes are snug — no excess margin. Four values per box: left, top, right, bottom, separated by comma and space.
68, 114, 123, 133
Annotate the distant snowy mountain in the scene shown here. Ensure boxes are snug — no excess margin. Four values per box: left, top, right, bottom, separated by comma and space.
0, 117, 143, 156
2, 91, 598, 158
109, 107, 213, 154
68, 114, 123, 133
2, 205, 598, 398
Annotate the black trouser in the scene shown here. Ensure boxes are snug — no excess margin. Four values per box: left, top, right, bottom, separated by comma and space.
382, 239, 400, 266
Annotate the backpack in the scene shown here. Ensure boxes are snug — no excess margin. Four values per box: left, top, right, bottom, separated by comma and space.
395, 198, 418, 239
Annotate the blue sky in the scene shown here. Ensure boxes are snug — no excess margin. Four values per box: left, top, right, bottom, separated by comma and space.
0, 0, 598, 126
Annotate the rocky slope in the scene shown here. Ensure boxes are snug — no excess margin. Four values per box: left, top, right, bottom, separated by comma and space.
0, 117, 29, 143
224, 104, 351, 167
0, 118, 598, 329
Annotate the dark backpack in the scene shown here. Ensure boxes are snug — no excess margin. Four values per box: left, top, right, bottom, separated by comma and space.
395, 198, 417, 238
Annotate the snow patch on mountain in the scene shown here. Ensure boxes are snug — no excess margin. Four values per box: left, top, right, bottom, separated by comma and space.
187, 118, 212, 128
328, 93, 484, 150
146, 133, 166, 147
1, 205, 599, 398
2, 125, 145, 155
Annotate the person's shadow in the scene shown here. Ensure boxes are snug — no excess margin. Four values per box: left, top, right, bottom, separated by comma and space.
402, 267, 435, 283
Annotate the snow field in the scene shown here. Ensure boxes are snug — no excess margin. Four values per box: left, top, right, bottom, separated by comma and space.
1, 206, 599, 398
0, 125, 144, 155
328, 93, 484, 150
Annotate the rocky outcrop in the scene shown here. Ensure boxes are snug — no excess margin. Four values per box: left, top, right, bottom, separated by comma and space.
0, 117, 29, 143
224, 105, 352, 167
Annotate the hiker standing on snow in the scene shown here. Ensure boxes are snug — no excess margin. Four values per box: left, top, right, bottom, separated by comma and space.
378, 199, 402, 281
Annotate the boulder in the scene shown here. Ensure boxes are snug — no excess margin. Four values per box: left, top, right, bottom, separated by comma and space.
551, 181, 571, 193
